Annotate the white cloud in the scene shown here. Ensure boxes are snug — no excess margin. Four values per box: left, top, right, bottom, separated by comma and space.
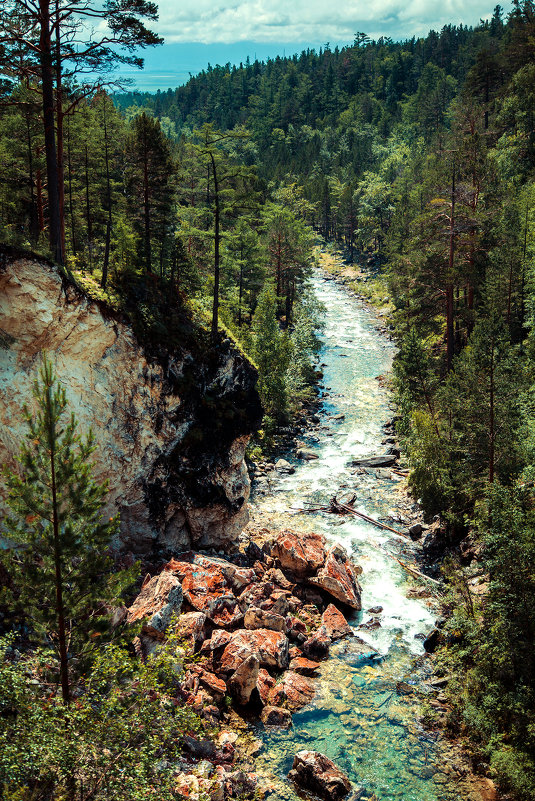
153, 0, 508, 44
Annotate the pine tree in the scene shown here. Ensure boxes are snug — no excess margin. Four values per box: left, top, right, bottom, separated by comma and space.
1, 354, 137, 704
251, 284, 292, 428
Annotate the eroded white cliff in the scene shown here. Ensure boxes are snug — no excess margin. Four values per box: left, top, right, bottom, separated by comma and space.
0, 250, 262, 557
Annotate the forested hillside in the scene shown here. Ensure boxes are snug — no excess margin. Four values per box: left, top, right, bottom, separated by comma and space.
3, 1, 535, 798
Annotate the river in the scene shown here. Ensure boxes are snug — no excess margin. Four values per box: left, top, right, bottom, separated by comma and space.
248, 269, 462, 801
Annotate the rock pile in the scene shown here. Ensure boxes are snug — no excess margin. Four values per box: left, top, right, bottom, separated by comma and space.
127, 529, 363, 730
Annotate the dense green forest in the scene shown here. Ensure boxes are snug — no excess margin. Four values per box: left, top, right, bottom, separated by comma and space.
3, 1, 535, 799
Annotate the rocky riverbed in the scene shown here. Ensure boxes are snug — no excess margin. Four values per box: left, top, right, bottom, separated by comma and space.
125, 262, 497, 801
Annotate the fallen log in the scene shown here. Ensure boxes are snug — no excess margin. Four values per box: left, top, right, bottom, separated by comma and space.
329, 498, 411, 539
292, 497, 411, 540
396, 558, 441, 585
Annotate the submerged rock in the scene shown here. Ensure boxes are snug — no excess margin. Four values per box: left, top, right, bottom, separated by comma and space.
267, 671, 315, 711
288, 751, 352, 801
261, 705, 293, 728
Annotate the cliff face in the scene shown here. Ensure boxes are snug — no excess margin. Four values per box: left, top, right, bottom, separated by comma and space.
0, 250, 262, 557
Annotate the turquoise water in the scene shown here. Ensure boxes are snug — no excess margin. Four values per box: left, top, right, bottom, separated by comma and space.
250, 273, 458, 801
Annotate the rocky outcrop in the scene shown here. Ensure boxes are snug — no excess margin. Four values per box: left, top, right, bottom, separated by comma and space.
0, 249, 262, 557
126, 530, 363, 727
288, 751, 352, 801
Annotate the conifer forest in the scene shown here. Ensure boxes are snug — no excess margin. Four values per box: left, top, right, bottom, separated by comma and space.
1, 3, 535, 801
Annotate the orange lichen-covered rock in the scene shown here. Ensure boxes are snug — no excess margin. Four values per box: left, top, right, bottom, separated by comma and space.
321, 604, 353, 640
308, 545, 362, 609
219, 628, 289, 672
165, 558, 243, 628
288, 751, 352, 801
271, 530, 326, 577
289, 656, 321, 676
267, 671, 315, 712
127, 571, 183, 636
256, 668, 276, 705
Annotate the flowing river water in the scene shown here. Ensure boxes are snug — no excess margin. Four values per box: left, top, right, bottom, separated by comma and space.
248, 269, 462, 801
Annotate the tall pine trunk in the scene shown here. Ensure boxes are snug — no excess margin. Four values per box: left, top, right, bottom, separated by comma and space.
55, 0, 65, 258
102, 101, 112, 289
142, 125, 151, 272
39, 0, 63, 264
45, 383, 70, 705
210, 151, 220, 343
446, 166, 456, 372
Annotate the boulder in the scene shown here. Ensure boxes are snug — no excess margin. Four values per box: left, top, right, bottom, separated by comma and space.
349, 455, 397, 468
296, 448, 319, 461
127, 572, 183, 636
289, 656, 321, 676
206, 629, 233, 652
264, 568, 295, 591
237, 580, 274, 612
321, 604, 353, 641
261, 705, 293, 728
167, 559, 227, 610
257, 668, 276, 705
176, 611, 207, 649
196, 668, 227, 698
275, 459, 295, 474
244, 606, 286, 632
408, 523, 424, 540
302, 626, 330, 661
272, 530, 326, 578
228, 654, 260, 705
191, 554, 256, 592
288, 751, 352, 801
219, 629, 289, 672
423, 628, 442, 653
205, 595, 244, 629
309, 545, 362, 609
267, 671, 315, 711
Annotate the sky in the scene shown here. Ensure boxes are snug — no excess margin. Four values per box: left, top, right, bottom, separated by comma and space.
122, 1, 512, 92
